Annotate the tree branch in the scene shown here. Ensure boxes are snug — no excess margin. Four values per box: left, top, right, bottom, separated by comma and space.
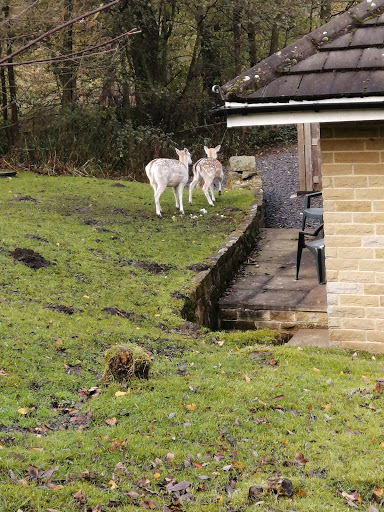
0, 0, 121, 65
0, 0, 40, 26
0, 28, 140, 67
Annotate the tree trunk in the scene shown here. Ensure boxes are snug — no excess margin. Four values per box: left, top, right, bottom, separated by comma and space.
3, 5, 18, 145
320, 0, 332, 21
233, 5, 242, 76
247, 20, 257, 67
0, 38, 10, 148
60, 0, 76, 107
269, 23, 279, 56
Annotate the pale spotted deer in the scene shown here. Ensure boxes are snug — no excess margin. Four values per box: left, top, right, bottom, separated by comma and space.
145, 148, 192, 217
189, 145, 223, 207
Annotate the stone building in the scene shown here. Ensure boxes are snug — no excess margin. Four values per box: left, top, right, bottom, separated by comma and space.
213, 0, 384, 352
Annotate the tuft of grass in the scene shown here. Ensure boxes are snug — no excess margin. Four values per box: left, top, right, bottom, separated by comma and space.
0, 172, 384, 511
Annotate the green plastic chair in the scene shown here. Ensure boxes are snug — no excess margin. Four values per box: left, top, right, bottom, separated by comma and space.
296, 223, 325, 284
302, 191, 323, 230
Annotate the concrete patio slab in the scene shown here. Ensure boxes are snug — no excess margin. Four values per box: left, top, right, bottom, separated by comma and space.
219, 228, 328, 332
288, 328, 329, 347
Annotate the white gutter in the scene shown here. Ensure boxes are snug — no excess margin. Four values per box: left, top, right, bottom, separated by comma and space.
224, 97, 384, 127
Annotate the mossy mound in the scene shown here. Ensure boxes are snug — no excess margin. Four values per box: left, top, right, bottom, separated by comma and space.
102, 344, 154, 383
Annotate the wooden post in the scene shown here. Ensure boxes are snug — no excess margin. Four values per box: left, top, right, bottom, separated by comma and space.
297, 122, 321, 192
311, 123, 322, 191
297, 124, 306, 192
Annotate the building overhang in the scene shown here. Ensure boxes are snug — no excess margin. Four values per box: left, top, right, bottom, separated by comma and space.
213, 97, 384, 127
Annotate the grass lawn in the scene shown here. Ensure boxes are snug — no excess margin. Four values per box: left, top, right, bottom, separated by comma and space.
0, 172, 383, 511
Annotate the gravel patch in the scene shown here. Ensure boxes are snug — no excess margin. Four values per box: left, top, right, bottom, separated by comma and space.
255, 144, 322, 229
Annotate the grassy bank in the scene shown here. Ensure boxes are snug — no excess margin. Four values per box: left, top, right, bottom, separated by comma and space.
0, 172, 383, 511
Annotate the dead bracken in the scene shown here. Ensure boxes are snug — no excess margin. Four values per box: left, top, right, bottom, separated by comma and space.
101, 344, 154, 383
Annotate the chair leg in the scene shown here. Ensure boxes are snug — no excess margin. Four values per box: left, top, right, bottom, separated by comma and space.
301, 213, 306, 231
296, 234, 304, 280
314, 248, 326, 284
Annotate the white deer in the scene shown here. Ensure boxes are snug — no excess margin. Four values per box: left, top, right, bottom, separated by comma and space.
145, 148, 192, 217
189, 145, 223, 207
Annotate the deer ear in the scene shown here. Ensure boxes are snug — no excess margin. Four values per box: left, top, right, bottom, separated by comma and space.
215, 145, 221, 152
204, 146, 209, 154
184, 148, 189, 153
175, 148, 180, 156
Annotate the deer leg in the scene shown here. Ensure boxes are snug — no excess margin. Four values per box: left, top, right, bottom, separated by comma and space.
218, 177, 223, 196
209, 181, 216, 203
154, 183, 167, 217
172, 187, 180, 210
177, 183, 185, 214
203, 179, 214, 206
189, 175, 199, 205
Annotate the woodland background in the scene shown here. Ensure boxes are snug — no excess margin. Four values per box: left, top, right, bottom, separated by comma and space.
0, 0, 358, 179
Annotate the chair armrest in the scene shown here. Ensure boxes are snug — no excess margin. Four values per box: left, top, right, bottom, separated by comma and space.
304, 191, 322, 208
299, 223, 324, 238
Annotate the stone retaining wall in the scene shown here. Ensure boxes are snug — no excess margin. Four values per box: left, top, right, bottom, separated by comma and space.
182, 159, 265, 329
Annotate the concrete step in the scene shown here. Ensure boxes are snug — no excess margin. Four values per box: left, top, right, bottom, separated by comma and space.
287, 328, 329, 348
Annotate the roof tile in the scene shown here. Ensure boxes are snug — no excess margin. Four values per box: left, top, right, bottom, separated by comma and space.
324, 49, 363, 69
297, 72, 336, 98
330, 70, 371, 95
351, 26, 384, 46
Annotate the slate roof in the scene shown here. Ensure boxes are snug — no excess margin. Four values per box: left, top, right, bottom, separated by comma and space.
220, 0, 384, 103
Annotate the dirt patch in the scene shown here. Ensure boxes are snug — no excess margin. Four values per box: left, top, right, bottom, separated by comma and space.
84, 218, 98, 225
44, 304, 75, 315
127, 260, 176, 274
111, 182, 126, 187
187, 263, 210, 272
102, 307, 147, 323
175, 322, 201, 337
13, 195, 37, 202
222, 206, 242, 212
25, 234, 49, 243
11, 248, 51, 269
171, 291, 187, 300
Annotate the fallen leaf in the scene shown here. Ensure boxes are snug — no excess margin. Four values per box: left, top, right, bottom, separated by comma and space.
324, 403, 332, 410
153, 472, 161, 479
362, 375, 370, 383
108, 440, 123, 451
115, 390, 129, 397
136, 477, 150, 487
108, 480, 117, 489
17, 408, 29, 415
167, 480, 192, 492
243, 374, 251, 382
185, 403, 196, 410
0, 369, 9, 375
313, 367, 320, 372
341, 490, 361, 504
106, 417, 117, 426
127, 489, 140, 498
141, 500, 159, 509
165, 452, 175, 461
73, 489, 87, 503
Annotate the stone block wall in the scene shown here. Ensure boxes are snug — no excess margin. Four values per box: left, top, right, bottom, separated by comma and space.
181, 200, 265, 329
321, 121, 384, 353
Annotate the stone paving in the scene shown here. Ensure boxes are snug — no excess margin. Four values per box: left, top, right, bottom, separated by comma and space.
219, 228, 328, 334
